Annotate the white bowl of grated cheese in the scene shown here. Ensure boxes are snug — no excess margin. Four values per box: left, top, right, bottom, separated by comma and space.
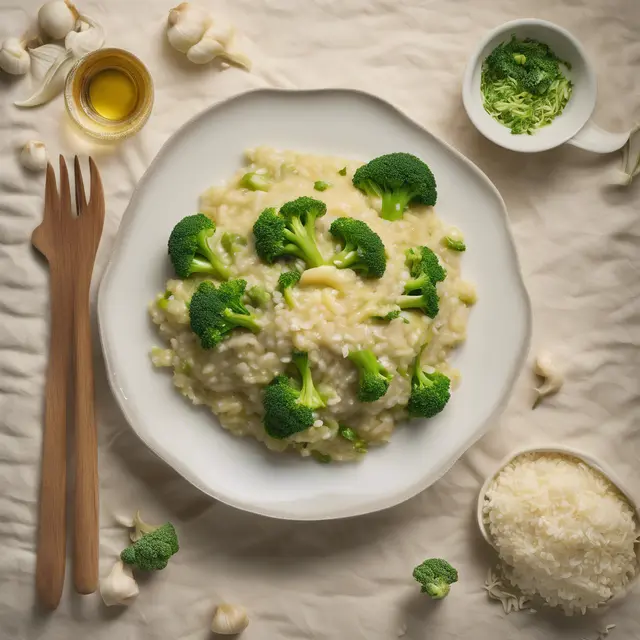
477, 445, 640, 614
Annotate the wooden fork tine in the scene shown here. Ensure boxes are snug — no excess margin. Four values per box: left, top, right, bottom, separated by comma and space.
74, 156, 87, 216
58, 156, 72, 219
88, 157, 104, 214
44, 163, 59, 218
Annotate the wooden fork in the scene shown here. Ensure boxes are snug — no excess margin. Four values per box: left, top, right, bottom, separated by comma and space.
31, 157, 105, 609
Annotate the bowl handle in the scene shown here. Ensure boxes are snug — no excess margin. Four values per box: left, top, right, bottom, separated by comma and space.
567, 120, 630, 154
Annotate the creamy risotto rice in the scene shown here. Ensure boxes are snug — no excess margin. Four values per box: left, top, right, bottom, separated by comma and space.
150, 147, 476, 461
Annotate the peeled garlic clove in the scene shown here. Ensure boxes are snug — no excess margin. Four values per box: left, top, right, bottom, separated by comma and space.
0, 38, 30, 75
65, 15, 105, 58
532, 350, 564, 408
20, 140, 48, 171
38, 0, 79, 40
29, 43, 66, 80
211, 603, 249, 635
167, 2, 212, 54
99, 559, 139, 607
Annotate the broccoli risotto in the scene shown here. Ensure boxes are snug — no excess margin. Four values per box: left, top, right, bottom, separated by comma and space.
149, 147, 476, 462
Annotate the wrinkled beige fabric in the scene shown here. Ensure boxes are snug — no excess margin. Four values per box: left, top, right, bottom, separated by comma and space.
0, 0, 638, 638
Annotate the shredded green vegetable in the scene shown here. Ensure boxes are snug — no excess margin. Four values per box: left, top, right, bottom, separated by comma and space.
481, 35, 573, 135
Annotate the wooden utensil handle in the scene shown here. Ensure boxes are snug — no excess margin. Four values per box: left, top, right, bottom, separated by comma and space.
73, 279, 99, 594
36, 264, 72, 610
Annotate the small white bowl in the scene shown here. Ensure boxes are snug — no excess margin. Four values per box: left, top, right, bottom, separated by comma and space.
477, 444, 640, 550
462, 19, 629, 154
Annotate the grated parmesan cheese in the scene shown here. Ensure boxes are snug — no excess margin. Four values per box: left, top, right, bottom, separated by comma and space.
484, 453, 638, 615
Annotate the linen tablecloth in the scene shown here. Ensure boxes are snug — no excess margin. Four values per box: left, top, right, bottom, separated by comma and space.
0, 1, 638, 638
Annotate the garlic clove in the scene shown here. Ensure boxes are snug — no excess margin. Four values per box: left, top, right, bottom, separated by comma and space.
211, 603, 249, 635
532, 350, 564, 408
0, 38, 31, 75
186, 37, 224, 64
99, 559, 139, 607
14, 48, 74, 107
65, 15, 105, 58
29, 43, 67, 81
38, 0, 79, 40
20, 140, 48, 172
167, 2, 212, 54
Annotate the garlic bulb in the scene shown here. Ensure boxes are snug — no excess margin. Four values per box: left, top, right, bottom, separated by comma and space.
211, 604, 249, 635
65, 15, 105, 58
167, 2, 212, 54
20, 140, 48, 171
99, 559, 140, 607
167, 3, 251, 70
0, 38, 30, 75
532, 350, 564, 408
38, 0, 78, 40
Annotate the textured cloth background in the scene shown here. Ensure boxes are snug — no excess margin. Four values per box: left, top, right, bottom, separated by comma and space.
0, 1, 639, 638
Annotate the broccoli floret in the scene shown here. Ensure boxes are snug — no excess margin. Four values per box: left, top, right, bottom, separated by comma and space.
277, 270, 301, 308
314, 180, 330, 192
347, 349, 393, 402
239, 171, 271, 192
168, 214, 230, 280
189, 279, 260, 349
263, 351, 325, 439
405, 246, 446, 291
370, 308, 410, 324
396, 286, 439, 318
338, 423, 367, 453
221, 232, 247, 256
413, 558, 458, 599
329, 217, 386, 279
246, 285, 270, 308
120, 522, 179, 571
442, 236, 466, 252
407, 346, 451, 418
338, 167, 347, 176
352, 153, 437, 221
253, 197, 327, 268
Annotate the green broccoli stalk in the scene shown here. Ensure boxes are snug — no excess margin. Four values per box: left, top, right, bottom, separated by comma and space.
168, 214, 230, 280
221, 232, 248, 256
396, 286, 439, 319
338, 167, 347, 176
413, 558, 458, 599
120, 522, 179, 571
352, 153, 437, 221
189, 279, 260, 349
347, 349, 393, 402
314, 180, 330, 192
263, 351, 325, 439
407, 344, 451, 418
239, 171, 271, 192
329, 217, 387, 278
277, 270, 301, 308
253, 197, 327, 268
442, 236, 466, 252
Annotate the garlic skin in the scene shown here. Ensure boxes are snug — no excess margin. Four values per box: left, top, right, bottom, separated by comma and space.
99, 559, 139, 607
0, 38, 30, 75
211, 604, 249, 635
65, 15, 105, 58
38, 0, 78, 40
167, 3, 251, 70
20, 141, 48, 172
167, 2, 212, 54
532, 351, 564, 408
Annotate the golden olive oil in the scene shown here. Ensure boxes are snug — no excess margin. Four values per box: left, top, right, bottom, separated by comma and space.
64, 48, 154, 141
88, 68, 138, 121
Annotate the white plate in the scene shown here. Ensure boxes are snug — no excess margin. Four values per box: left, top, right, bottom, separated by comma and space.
98, 89, 532, 520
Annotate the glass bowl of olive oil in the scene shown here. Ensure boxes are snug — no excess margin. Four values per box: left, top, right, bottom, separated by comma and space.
65, 48, 154, 141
